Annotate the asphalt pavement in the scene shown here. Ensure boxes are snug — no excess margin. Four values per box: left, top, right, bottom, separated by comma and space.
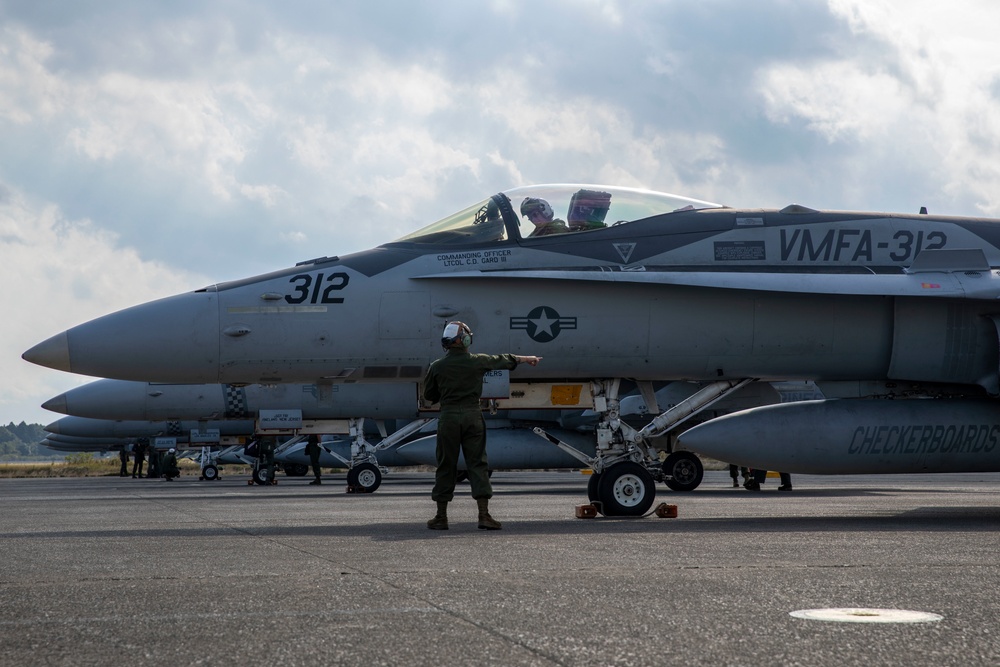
1, 470, 998, 666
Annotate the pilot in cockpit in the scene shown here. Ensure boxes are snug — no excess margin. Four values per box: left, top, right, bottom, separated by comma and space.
521, 197, 569, 237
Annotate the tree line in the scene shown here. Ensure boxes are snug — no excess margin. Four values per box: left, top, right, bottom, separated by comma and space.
0, 422, 53, 460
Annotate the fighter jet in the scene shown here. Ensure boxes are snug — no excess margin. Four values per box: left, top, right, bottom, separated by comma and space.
24, 184, 1000, 515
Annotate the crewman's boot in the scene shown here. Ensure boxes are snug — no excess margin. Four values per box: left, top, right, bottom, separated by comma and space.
427, 501, 449, 530
476, 498, 502, 531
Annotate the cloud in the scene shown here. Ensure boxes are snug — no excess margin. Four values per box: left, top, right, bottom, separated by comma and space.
757, 0, 1000, 214
3, 0, 1000, 425
1, 184, 208, 424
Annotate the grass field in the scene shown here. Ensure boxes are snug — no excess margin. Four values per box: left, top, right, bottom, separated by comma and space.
0, 453, 250, 478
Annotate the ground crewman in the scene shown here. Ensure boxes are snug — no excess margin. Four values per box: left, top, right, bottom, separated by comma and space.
162, 448, 180, 481
131, 439, 146, 478
422, 321, 541, 531
305, 434, 322, 485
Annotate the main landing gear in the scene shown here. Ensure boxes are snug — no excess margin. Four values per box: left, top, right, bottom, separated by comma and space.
537, 378, 752, 516
332, 418, 434, 493
198, 446, 222, 481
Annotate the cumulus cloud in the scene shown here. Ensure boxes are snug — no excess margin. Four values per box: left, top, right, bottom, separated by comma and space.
757, 0, 1000, 214
2, 185, 208, 423
2, 0, 1000, 423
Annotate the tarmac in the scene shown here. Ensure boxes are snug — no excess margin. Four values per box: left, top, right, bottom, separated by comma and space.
1, 470, 998, 667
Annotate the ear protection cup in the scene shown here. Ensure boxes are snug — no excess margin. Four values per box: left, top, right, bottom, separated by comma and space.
441, 321, 472, 348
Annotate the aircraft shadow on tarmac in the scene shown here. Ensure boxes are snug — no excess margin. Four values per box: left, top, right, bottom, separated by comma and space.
7, 506, 998, 544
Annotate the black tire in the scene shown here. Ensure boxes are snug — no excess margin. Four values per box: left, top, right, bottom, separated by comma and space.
347, 462, 382, 493
587, 472, 603, 502
201, 464, 219, 481
253, 467, 272, 485
662, 451, 704, 492
283, 463, 310, 477
597, 462, 656, 516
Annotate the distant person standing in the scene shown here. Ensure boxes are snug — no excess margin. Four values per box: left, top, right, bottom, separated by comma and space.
119, 447, 130, 477
422, 321, 541, 531
305, 434, 322, 485
777, 472, 793, 491
131, 440, 146, 478
728, 464, 748, 488
744, 469, 792, 491
744, 468, 766, 491
259, 437, 277, 484
147, 445, 161, 479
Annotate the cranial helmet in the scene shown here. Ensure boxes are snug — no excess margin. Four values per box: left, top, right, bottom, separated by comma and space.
168, 448, 176, 453
520, 197, 554, 221
441, 321, 473, 349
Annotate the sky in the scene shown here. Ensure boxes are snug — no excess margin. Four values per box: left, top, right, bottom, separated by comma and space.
3, 0, 1000, 426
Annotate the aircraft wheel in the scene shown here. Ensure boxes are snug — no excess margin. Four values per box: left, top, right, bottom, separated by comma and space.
587, 472, 603, 503
283, 463, 309, 477
347, 463, 382, 493
597, 462, 655, 516
201, 464, 219, 481
253, 467, 272, 485
662, 451, 704, 492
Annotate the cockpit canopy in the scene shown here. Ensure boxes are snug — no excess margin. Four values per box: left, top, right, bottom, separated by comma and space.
390, 184, 723, 246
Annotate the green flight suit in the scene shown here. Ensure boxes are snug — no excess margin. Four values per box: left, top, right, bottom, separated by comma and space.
162, 452, 180, 480
304, 435, 322, 480
423, 348, 518, 502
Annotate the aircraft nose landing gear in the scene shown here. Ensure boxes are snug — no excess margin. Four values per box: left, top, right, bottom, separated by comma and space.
535, 378, 755, 517
597, 462, 656, 516
346, 462, 382, 493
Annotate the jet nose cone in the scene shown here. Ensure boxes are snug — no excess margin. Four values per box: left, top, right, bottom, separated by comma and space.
23, 332, 72, 373
23, 291, 222, 382
41, 393, 69, 415
44, 380, 148, 420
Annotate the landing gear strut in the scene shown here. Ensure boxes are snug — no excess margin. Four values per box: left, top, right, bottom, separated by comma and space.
535, 378, 755, 516
335, 418, 434, 493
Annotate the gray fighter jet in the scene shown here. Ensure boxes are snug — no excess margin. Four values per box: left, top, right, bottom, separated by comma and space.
24, 184, 1000, 515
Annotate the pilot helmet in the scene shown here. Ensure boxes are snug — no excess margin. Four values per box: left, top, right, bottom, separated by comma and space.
441, 321, 473, 349
520, 197, 554, 222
